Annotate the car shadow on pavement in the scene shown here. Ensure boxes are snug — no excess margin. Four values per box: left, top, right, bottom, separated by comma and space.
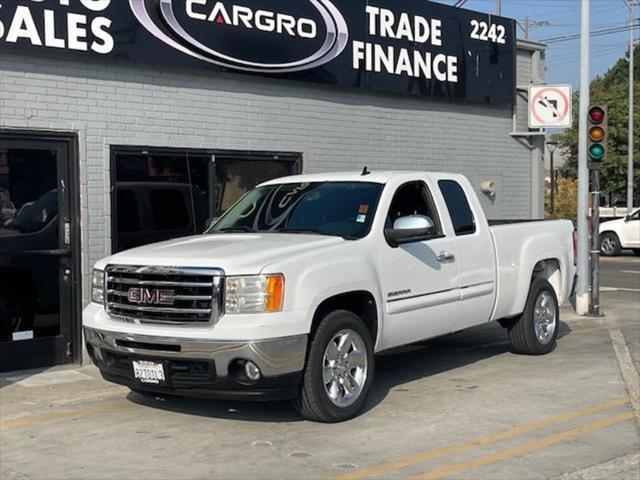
125, 321, 573, 422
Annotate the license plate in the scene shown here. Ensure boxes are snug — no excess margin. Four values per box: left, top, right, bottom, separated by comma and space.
132, 360, 166, 384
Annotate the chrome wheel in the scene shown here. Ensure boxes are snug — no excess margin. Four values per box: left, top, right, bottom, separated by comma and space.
601, 237, 616, 255
322, 329, 368, 408
533, 291, 557, 345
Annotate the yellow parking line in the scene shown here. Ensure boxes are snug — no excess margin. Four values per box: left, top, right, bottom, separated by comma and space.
330, 396, 629, 480
410, 411, 635, 480
0, 400, 139, 431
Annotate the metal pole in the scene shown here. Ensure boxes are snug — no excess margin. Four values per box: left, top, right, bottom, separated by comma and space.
576, 0, 590, 316
550, 150, 555, 214
590, 167, 601, 316
497, 0, 502, 15
627, 1, 635, 211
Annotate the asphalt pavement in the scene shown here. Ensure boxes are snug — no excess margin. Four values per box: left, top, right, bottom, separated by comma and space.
1, 286, 639, 480
600, 252, 640, 292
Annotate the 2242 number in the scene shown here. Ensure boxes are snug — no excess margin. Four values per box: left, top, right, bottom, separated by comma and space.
470, 20, 507, 44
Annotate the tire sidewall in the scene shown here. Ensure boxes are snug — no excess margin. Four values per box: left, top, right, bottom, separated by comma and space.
522, 279, 560, 354
304, 310, 374, 422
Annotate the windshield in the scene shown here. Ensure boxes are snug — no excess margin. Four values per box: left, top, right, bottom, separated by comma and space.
209, 182, 383, 239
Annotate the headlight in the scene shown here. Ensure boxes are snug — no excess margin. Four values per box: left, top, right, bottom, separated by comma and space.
225, 274, 284, 314
91, 269, 105, 304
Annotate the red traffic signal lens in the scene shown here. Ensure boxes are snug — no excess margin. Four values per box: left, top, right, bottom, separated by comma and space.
589, 144, 605, 160
588, 106, 605, 124
589, 126, 605, 142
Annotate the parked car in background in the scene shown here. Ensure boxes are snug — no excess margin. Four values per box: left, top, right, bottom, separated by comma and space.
599, 209, 640, 257
84, 171, 576, 422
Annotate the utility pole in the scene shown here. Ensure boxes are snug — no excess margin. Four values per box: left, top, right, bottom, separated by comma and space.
517, 18, 550, 41
623, 0, 636, 210
576, 0, 590, 316
496, 0, 502, 15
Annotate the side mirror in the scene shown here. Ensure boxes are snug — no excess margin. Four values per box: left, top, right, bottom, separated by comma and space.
624, 215, 631, 222
385, 215, 436, 247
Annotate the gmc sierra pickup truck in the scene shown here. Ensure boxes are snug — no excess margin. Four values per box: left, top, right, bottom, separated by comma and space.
84, 171, 576, 422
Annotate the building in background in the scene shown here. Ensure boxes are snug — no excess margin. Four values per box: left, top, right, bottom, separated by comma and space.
0, 1, 545, 371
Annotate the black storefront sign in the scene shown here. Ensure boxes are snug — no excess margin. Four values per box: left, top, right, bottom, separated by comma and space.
0, 0, 516, 104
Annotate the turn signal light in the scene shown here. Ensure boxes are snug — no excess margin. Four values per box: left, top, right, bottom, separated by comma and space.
265, 274, 285, 312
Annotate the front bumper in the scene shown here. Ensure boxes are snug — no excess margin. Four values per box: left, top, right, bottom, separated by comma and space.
85, 327, 307, 401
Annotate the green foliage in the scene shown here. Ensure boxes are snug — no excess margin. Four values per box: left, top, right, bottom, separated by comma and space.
556, 47, 640, 202
546, 177, 578, 223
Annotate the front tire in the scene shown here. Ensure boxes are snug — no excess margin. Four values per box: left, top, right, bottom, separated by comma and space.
507, 278, 559, 355
295, 310, 374, 423
600, 232, 621, 256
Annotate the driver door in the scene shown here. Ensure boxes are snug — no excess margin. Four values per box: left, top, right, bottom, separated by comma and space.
622, 210, 639, 247
378, 180, 461, 350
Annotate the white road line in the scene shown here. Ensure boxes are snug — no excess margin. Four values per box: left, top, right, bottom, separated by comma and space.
601, 287, 640, 292
620, 270, 640, 274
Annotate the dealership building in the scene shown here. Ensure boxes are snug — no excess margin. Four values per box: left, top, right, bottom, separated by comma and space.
0, 0, 546, 372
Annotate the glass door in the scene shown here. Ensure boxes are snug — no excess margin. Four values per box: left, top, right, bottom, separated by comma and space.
0, 138, 75, 372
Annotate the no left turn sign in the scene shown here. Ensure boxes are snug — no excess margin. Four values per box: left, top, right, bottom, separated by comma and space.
528, 85, 573, 128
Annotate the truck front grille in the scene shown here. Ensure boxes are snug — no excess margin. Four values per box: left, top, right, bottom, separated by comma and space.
105, 266, 224, 326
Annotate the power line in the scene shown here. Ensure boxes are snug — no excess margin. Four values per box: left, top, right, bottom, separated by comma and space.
542, 22, 640, 43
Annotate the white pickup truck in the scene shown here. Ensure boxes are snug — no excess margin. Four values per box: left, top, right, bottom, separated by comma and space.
84, 171, 576, 422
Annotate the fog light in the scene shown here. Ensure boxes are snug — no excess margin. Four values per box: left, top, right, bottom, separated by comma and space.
244, 361, 261, 381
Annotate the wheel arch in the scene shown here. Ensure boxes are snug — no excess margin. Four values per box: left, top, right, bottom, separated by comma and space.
531, 259, 562, 302
309, 291, 379, 348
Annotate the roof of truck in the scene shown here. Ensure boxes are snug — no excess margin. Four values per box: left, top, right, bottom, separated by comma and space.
259, 170, 454, 186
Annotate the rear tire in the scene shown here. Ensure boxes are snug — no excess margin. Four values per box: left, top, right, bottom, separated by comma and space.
633, 249, 640, 256
295, 310, 374, 423
600, 232, 621, 257
507, 278, 559, 355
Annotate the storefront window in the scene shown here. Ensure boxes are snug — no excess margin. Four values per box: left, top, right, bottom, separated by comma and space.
111, 148, 299, 252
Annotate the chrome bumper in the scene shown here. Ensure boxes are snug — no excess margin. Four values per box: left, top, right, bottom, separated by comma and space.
84, 327, 308, 379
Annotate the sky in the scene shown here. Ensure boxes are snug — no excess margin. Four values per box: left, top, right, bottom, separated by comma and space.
432, 0, 637, 87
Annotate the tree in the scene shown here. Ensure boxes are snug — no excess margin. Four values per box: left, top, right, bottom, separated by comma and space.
557, 46, 640, 204
546, 177, 578, 222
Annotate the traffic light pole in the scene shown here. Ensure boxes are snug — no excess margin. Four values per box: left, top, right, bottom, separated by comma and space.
590, 166, 602, 316
627, 0, 635, 211
550, 150, 555, 214
576, 0, 590, 316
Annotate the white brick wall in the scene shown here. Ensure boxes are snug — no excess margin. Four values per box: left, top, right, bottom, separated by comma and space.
0, 45, 543, 306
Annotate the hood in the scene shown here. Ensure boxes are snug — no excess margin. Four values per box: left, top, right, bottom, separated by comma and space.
599, 217, 624, 232
97, 233, 345, 274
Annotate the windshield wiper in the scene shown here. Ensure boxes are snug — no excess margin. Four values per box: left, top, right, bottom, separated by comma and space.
216, 226, 258, 233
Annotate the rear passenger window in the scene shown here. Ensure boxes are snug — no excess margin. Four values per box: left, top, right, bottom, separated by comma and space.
438, 180, 476, 236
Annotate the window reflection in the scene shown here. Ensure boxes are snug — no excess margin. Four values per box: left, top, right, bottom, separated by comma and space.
112, 149, 298, 252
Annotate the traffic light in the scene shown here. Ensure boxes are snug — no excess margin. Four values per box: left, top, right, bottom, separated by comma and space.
588, 106, 607, 166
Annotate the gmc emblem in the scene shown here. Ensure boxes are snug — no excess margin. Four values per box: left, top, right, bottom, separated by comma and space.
127, 288, 175, 306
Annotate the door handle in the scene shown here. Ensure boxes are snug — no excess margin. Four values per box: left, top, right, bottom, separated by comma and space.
437, 252, 456, 263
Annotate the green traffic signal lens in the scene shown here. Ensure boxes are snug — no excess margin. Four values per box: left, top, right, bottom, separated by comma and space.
589, 144, 605, 160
